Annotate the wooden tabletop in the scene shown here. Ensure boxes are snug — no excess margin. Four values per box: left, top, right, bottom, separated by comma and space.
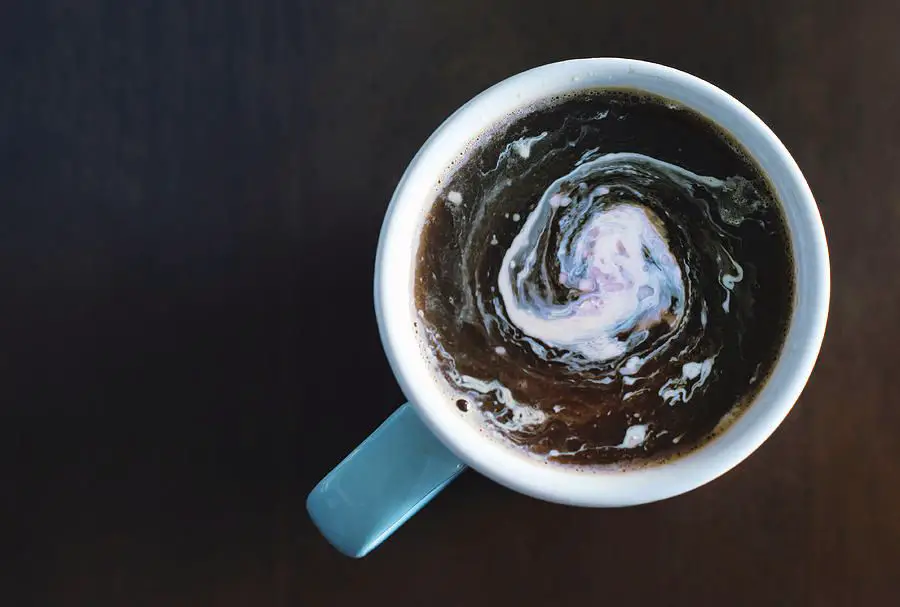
2, 1, 897, 605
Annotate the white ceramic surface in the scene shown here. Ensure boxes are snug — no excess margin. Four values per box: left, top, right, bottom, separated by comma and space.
375, 58, 830, 507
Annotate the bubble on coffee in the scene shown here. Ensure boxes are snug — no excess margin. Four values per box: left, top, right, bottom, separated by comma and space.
415, 90, 794, 466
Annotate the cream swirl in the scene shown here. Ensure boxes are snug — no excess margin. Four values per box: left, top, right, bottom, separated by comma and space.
499, 154, 690, 363
415, 91, 794, 465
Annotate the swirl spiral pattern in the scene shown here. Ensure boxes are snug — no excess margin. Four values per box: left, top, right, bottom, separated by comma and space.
415, 93, 793, 466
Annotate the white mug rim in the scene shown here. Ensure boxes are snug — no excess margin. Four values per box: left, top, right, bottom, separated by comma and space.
375, 58, 830, 507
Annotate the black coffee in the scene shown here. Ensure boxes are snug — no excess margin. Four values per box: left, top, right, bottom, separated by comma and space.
414, 89, 794, 466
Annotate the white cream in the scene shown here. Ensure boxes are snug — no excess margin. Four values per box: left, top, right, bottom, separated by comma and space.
659, 355, 717, 406
617, 425, 649, 449
511, 131, 548, 159
499, 198, 684, 362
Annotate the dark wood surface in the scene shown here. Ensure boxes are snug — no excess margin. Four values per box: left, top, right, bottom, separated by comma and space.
2, 1, 897, 605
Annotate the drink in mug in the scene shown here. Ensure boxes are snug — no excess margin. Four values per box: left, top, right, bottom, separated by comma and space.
308, 59, 829, 557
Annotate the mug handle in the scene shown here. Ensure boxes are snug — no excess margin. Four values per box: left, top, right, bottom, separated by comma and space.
306, 404, 467, 557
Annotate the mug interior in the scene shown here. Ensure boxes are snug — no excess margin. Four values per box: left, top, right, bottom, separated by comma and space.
375, 58, 829, 506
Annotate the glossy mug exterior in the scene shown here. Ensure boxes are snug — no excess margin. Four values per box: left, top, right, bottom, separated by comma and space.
308, 59, 830, 557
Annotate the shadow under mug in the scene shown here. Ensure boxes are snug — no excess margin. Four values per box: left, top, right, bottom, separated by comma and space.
307, 58, 830, 558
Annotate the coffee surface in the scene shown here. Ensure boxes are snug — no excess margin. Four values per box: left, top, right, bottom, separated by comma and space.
415, 90, 794, 466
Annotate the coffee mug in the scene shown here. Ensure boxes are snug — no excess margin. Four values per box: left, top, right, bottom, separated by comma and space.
307, 58, 830, 557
